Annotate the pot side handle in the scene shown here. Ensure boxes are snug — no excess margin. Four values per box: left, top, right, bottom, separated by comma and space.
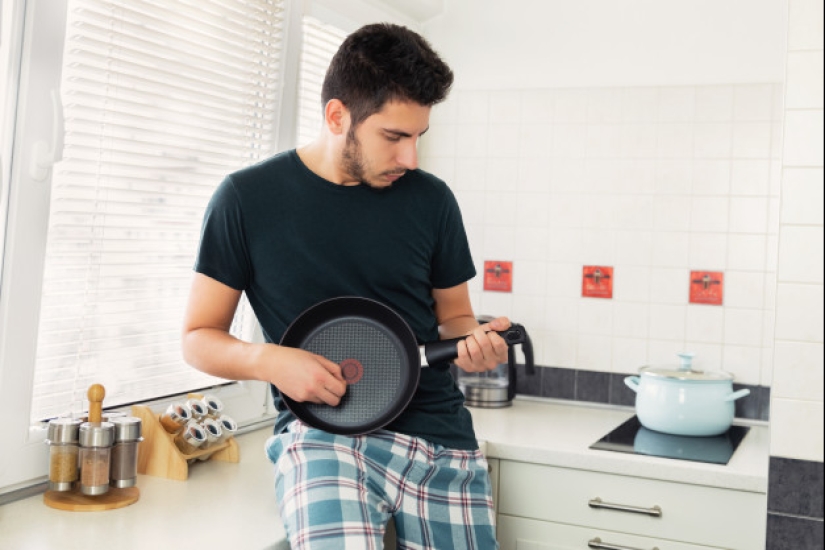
624, 376, 640, 393
724, 388, 751, 402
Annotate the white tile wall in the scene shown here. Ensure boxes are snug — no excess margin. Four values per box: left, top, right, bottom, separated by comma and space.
770, 399, 825, 462
423, 83, 782, 385
770, 0, 825, 462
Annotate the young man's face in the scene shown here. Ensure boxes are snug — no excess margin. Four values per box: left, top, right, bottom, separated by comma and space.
341, 100, 431, 189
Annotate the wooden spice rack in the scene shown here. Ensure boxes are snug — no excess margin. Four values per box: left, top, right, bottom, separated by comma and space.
43, 486, 140, 512
43, 384, 140, 511
131, 397, 240, 481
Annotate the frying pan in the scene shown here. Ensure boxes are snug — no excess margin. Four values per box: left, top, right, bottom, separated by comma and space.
279, 296, 526, 435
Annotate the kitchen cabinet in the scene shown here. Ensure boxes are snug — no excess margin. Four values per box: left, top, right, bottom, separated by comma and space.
496, 460, 766, 550
498, 515, 716, 550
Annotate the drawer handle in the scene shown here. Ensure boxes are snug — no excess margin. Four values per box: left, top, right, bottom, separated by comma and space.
588, 497, 662, 517
588, 537, 660, 550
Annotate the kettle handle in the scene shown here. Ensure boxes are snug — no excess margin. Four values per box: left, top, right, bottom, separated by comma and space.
507, 347, 517, 402
507, 323, 534, 401
521, 326, 535, 376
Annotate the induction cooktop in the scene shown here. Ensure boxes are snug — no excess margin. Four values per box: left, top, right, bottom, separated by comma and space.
590, 416, 750, 465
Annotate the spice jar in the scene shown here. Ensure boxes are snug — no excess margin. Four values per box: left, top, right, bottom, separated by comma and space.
45, 418, 82, 492
103, 411, 127, 422
200, 418, 222, 448
109, 416, 143, 488
217, 414, 237, 444
159, 402, 191, 434
202, 394, 224, 418
186, 398, 209, 420
78, 421, 115, 495
174, 420, 207, 454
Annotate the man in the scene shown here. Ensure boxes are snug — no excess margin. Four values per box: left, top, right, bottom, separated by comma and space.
182, 23, 508, 549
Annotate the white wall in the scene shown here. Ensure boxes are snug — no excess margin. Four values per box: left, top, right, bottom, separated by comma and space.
771, 0, 824, 462
422, 83, 783, 386
420, 0, 823, 464
418, 2, 788, 387
424, 0, 787, 89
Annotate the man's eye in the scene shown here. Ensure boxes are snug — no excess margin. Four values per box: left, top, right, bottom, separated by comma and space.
385, 135, 401, 142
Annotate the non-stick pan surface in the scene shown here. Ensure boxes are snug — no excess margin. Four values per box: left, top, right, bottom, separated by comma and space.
280, 297, 421, 435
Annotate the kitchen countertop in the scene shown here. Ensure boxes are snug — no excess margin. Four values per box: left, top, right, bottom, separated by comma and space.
471, 397, 770, 493
0, 398, 769, 549
0, 428, 288, 550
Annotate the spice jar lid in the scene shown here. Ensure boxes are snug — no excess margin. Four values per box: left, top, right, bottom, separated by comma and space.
203, 394, 224, 415
79, 421, 115, 447
46, 418, 82, 444
110, 416, 142, 441
218, 414, 237, 433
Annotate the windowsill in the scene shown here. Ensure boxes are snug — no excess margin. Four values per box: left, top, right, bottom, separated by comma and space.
0, 428, 288, 549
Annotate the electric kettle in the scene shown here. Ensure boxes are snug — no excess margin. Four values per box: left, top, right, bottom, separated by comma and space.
456, 316, 535, 408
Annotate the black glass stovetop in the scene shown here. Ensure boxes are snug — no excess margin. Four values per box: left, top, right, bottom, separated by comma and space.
590, 416, 750, 465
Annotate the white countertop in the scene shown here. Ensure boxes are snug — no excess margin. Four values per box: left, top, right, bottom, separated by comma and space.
0, 428, 287, 550
0, 399, 769, 549
471, 397, 770, 493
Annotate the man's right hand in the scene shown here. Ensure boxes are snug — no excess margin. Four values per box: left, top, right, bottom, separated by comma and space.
182, 273, 346, 407
269, 346, 347, 406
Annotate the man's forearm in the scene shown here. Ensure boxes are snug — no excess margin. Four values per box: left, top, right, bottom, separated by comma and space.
181, 328, 270, 382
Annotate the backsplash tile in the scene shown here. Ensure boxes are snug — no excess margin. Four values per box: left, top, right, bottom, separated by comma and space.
506, 365, 770, 421
766, 455, 825, 550
608, 373, 637, 407
575, 370, 611, 403
769, 457, 825, 518
423, 82, 780, 389
766, 514, 824, 550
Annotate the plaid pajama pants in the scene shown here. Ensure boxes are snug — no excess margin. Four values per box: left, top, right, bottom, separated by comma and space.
265, 421, 499, 550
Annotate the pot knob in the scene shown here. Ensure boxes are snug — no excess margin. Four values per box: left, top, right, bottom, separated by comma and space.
677, 352, 695, 371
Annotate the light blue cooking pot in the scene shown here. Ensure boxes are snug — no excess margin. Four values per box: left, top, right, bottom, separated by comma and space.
624, 353, 750, 437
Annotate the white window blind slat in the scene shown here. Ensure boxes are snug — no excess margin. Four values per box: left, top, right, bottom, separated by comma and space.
295, 17, 347, 147
30, 0, 283, 421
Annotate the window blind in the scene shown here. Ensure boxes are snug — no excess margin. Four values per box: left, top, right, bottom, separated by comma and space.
30, 0, 285, 421
295, 16, 347, 147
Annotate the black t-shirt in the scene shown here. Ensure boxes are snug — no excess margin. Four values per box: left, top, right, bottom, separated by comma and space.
194, 150, 479, 450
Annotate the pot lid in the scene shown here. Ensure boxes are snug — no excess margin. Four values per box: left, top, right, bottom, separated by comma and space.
639, 352, 734, 382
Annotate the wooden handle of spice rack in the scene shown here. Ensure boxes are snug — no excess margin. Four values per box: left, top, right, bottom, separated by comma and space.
87, 384, 105, 423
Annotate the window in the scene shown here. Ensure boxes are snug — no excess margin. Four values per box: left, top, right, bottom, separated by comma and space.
0, 0, 287, 491
295, 16, 347, 147
0, 0, 419, 493
27, 0, 285, 421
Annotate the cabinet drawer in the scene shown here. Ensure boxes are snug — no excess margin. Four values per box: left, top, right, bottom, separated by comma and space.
498, 461, 765, 549
497, 514, 720, 550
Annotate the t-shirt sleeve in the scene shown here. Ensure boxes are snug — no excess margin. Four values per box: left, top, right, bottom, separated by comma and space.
193, 176, 251, 291
430, 187, 477, 289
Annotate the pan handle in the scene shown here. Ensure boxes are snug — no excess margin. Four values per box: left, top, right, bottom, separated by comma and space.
421, 325, 527, 367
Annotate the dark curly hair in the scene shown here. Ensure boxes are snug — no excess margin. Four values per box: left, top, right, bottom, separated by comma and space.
321, 23, 454, 128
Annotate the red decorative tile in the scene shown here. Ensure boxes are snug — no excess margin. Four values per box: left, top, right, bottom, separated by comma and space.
582, 266, 613, 299
690, 271, 724, 305
483, 261, 513, 292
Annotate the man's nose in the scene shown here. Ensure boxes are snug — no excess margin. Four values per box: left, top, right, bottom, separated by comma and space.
397, 141, 418, 170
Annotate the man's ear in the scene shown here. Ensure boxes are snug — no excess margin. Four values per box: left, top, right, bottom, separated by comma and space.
325, 99, 349, 136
